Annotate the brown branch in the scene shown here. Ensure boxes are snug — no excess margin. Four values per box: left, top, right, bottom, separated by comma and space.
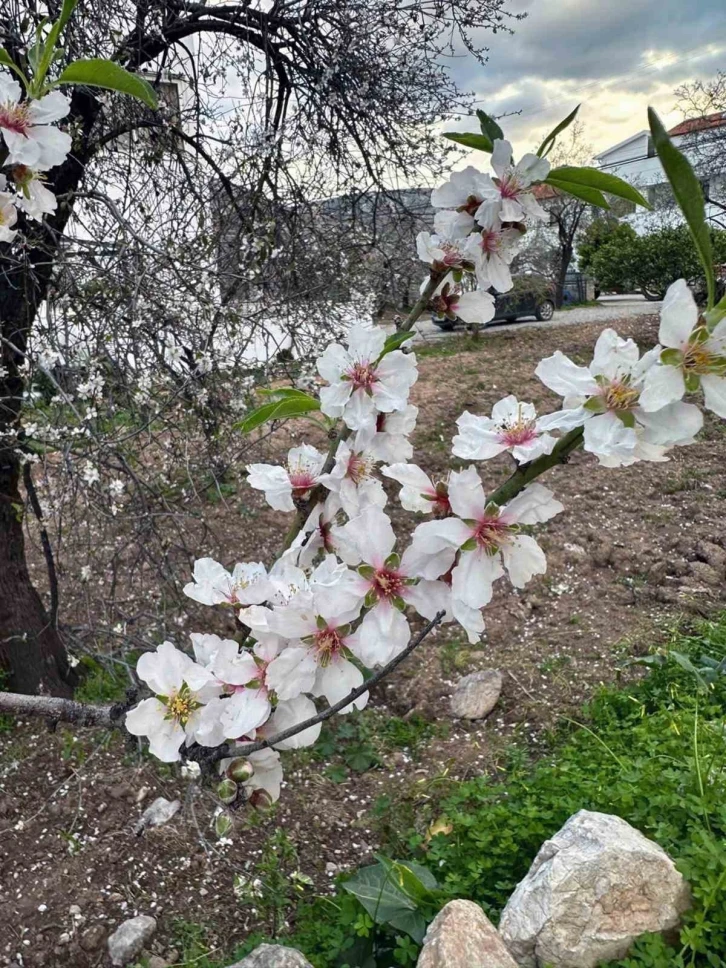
23, 461, 59, 629
0, 691, 129, 728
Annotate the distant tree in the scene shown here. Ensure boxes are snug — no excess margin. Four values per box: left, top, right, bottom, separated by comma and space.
578, 217, 638, 277
674, 73, 726, 227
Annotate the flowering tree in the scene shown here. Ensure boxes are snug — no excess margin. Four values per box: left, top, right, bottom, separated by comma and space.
2, 46, 726, 813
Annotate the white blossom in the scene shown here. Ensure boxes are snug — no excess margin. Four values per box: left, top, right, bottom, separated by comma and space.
82, 461, 99, 485
639, 278, 726, 418
317, 324, 418, 430
463, 210, 521, 292
536, 328, 703, 466
247, 444, 325, 512
318, 428, 387, 517
368, 405, 417, 463
452, 395, 574, 463
0, 191, 17, 242
382, 463, 451, 515
0, 75, 71, 169
416, 209, 474, 271
430, 166, 494, 233
475, 139, 550, 225
12, 166, 57, 219
183, 558, 271, 607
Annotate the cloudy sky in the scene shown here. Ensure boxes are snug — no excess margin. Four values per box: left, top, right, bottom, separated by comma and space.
445, 0, 724, 160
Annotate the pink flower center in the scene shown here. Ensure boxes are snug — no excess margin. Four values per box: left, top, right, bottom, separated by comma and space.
0, 102, 30, 136
288, 468, 318, 492
371, 568, 404, 600
498, 173, 523, 200
440, 243, 463, 266
480, 229, 502, 255
473, 515, 511, 551
346, 451, 373, 484
347, 361, 378, 391
314, 626, 344, 666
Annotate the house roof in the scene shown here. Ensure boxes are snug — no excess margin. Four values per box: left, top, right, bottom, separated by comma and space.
594, 130, 649, 162
667, 112, 726, 137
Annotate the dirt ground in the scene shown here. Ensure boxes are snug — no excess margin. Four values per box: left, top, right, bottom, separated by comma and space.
2, 312, 726, 968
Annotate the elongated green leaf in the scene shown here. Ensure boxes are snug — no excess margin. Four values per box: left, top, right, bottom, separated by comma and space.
381, 330, 415, 355
476, 110, 504, 145
648, 106, 715, 308
236, 393, 320, 433
0, 48, 29, 86
548, 166, 651, 209
545, 175, 610, 209
668, 650, 709, 691
56, 59, 158, 108
256, 387, 316, 400
443, 131, 493, 154
537, 104, 580, 157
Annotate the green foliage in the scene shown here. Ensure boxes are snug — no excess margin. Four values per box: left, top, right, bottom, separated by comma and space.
343, 857, 440, 943
546, 166, 650, 211
236, 388, 321, 433
577, 217, 638, 275
590, 225, 726, 299
537, 104, 580, 158
55, 58, 158, 108
75, 656, 128, 703
241, 615, 726, 967
442, 131, 494, 153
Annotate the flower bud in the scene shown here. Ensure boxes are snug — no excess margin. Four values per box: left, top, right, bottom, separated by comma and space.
226, 757, 254, 783
217, 778, 238, 804
248, 788, 274, 810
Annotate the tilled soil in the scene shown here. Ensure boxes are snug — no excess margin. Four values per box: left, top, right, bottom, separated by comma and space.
2, 312, 726, 967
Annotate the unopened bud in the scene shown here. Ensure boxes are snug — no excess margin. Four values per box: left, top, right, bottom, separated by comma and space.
226, 757, 254, 783
217, 778, 238, 804
248, 788, 274, 810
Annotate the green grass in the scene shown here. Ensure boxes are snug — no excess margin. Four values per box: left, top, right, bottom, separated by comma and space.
229, 615, 726, 968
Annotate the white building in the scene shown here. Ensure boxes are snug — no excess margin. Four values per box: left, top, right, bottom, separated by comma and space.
594, 113, 726, 231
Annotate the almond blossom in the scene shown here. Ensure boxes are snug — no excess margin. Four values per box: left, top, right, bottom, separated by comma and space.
463, 212, 521, 292
317, 324, 418, 430
337, 506, 451, 666
318, 428, 387, 516
430, 279, 495, 326
382, 463, 451, 516
0, 75, 71, 169
247, 444, 325, 512
0, 191, 17, 242
452, 396, 578, 464
405, 470, 563, 617
475, 139, 550, 226
125, 641, 223, 761
183, 558, 271, 607
12, 166, 57, 219
430, 165, 494, 233
368, 405, 418, 463
639, 278, 726, 418
416, 209, 475, 273
536, 328, 703, 466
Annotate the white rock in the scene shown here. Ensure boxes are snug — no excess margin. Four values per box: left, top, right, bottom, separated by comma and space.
107, 914, 157, 966
417, 899, 518, 968
134, 797, 181, 833
499, 810, 691, 968
450, 669, 502, 719
227, 943, 314, 967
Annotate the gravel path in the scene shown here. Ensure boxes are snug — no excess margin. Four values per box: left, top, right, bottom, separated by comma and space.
404, 295, 663, 344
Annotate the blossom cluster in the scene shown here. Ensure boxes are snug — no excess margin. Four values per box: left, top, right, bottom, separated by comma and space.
417, 139, 551, 325
0, 71, 72, 241
126, 236, 723, 802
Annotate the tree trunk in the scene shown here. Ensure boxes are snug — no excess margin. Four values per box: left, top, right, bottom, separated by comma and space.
0, 452, 78, 696
554, 245, 574, 309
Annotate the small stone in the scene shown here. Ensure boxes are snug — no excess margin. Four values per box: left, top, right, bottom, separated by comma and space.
498, 810, 691, 968
450, 669, 502, 720
226, 943, 314, 967
136, 785, 150, 804
687, 561, 722, 587
417, 899, 518, 968
148, 957, 169, 968
134, 797, 181, 833
107, 915, 157, 967
80, 923, 106, 952
591, 540, 614, 567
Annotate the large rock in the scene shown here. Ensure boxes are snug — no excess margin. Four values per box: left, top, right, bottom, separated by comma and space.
227, 943, 314, 967
498, 810, 691, 968
107, 915, 157, 966
450, 669, 502, 720
417, 900, 518, 968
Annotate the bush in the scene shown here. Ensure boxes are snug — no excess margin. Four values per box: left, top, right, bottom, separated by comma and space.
238, 615, 726, 968
578, 217, 638, 278
590, 225, 726, 300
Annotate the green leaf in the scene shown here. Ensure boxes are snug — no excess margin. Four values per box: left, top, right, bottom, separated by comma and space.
547, 166, 651, 209
649, 108, 715, 308
256, 387, 315, 400
443, 131, 493, 154
545, 175, 611, 209
476, 110, 504, 144
537, 104, 580, 157
343, 858, 437, 942
668, 650, 710, 690
56, 59, 158, 108
381, 330, 415, 355
0, 48, 29, 87
235, 392, 320, 433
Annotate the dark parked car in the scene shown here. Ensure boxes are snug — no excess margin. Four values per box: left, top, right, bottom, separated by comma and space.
432, 276, 556, 331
